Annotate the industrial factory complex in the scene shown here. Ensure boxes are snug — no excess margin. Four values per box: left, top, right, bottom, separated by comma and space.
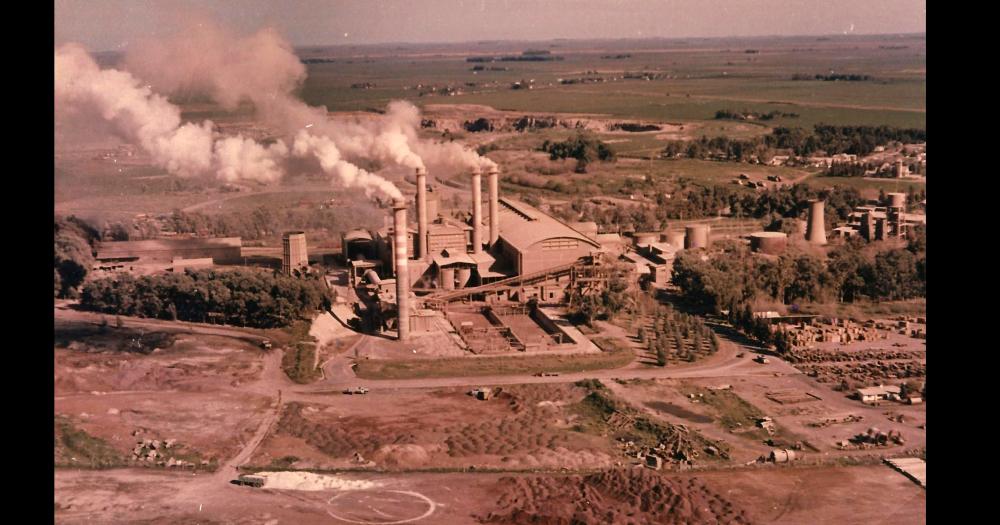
86, 164, 928, 353
54, 18, 927, 523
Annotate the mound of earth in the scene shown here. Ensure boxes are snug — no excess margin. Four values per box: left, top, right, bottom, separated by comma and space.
372, 444, 432, 468
480, 468, 751, 525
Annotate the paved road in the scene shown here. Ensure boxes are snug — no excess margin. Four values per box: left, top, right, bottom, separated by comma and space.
56, 306, 801, 398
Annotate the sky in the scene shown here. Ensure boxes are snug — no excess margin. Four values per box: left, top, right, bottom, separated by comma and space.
55, 0, 926, 52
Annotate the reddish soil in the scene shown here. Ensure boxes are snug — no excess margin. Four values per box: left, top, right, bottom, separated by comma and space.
255, 383, 616, 470
480, 468, 751, 525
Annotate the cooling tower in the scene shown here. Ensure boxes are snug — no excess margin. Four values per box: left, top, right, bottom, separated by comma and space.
750, 231, 788, 255
664, 230, 686, 250
281, 231, 308, 276
416, 167, 428, 260
392, 199, 410, 341
488, 168, 499, 247
806, 200, 827, 245
471, 170, 483, 254
684, 224, 710, 249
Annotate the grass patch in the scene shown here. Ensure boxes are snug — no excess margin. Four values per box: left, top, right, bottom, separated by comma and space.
354, 349, 633, 380
54, 416, 126, 469
678, 384, 803, 444
680, 386, 766, 432
569, 382, 731, 461
268, 455, 300, 469
281, 320, 322, 384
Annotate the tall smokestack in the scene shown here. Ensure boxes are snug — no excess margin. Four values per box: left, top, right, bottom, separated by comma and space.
471, 169, 483, 254
806, 200, 827, 245
393, 198, 410, 341
488, 167, 499, 248
416, 167, 428, 260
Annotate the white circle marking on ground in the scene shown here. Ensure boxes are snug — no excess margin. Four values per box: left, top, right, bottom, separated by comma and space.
326, 490, 436, 524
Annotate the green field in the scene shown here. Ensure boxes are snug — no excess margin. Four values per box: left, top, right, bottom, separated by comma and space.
354, 348, 634, 380
296, 34, 925, 129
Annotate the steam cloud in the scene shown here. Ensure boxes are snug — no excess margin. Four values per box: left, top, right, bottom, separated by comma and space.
55, 19, 497, 201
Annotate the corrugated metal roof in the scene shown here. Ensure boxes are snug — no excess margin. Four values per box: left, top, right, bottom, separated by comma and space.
343, 229, 373, 242
497, 198, 601, 252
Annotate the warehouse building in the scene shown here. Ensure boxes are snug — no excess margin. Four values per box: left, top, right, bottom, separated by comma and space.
94, 237, 242, 264
493, 198, 602, 275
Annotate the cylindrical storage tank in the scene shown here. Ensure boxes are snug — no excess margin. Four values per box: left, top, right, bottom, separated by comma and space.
887, 192, 906, 211
634, 232, 658, 246
663, 230, 686, 249
363, 269, 382, 286
684, 224, 710, 249
455, 267, 472, 289
664, 230, 686, 250
440, 267, 455, 290
750, 231, 788, 255
806, 200, 827, 245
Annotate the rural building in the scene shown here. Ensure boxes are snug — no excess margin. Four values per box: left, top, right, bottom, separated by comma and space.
95, 237, 242, 264
857, 384, 902, 404
169, 257, 214, 271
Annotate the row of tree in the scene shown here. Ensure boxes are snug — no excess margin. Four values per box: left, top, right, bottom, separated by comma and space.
714, 109, 799, 121
552, 184, 864, 234
671, 240, 926, 314
662, 125, 926, 160
80, 269, 331, 328
638, 305, 720, 365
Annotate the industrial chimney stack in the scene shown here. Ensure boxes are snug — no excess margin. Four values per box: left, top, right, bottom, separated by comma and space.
415, 167, 428, 260
806, 200, 827, 245
488, 167, 499, 248
471, 169, 483, 254
392, 198, 410, 341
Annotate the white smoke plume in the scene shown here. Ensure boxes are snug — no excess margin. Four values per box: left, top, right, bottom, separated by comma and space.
56, 19, 498, 201
292, 130, 402, 201
55, 43, 214, 177
123, 20, 494, 177
55, 43, 293, 184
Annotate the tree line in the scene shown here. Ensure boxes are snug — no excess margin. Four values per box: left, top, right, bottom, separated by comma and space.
55, 216, 100, 298
671, 238, 926, 315
540, 135, 617, 173
552, 183, 864, 233
80, 268, 331, 328
714, 109, 800, 121
638, 304, 720, 366
662, 124, 926, 161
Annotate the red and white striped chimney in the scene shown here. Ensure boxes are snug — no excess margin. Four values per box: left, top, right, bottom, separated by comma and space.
488, 167, 499, 248
392, 198, 410, 341
415, 167, 428, 260
471, 168, 483, 254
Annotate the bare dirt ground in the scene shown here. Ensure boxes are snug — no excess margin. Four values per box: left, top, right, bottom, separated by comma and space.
55, 308, 925, 524
251, 383, 617, 472
55, 464, 923, 524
